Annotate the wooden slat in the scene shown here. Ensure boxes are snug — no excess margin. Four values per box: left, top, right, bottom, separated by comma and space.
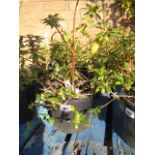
112, 131, 135, 155
20, 95, 110, 155
20, 122, 67, 155
20, 106, 67, 155
63, 94, 109, 155
19, 117, 42, 150
20, 110, 107, 155
64, 108, 107, 155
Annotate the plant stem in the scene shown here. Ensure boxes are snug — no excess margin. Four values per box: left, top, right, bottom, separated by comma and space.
55, 26, 66, 44
91, 93, 135, 111
99, 98, 116, 109
51, 31, 58, 41
55, 77, 65, 85
123, 97, 135, 106
111, 92, 135, 98
55, 26, 72, 52
71, 0, 80, 89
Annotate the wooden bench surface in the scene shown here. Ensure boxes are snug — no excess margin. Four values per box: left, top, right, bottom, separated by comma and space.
19, 96, 135, 155
20, 106, 107, 155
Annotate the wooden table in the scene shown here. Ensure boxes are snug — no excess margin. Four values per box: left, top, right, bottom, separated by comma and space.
19, 95, 135, 155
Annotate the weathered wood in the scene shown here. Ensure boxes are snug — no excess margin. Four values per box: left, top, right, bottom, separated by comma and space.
19, 117, 42, 150
112, 131, 135, 155
63, 110, 107, 155
20, 122, 67, 155
20, 111, 107, 155
20, 95, 110, 155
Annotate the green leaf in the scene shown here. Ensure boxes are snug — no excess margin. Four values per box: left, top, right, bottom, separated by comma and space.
95, 86, 101, 93
98, 76, 104, 81
70, 105, 75, 111
115, 81, 122, 85
75, 124, 79, 129
91, 42, 99, 54
63, 31, 71, 41
44, 92, 52, 99
105, 85, 111, 93
125, 84, 131, 91
40, 94, 45, 100
42, 14, 63, 29
40, 113, 48, 117
47, 97, 61, 105
90, 108, 101, 118
94, 108, 101, 118
87, 19, 94, 28
80, 120, 91, 127
101, 88, 105, 94
74, 111, 81, 120
36, 94, 41, 100
47, 117, 55, 124
28, 103, 35, 110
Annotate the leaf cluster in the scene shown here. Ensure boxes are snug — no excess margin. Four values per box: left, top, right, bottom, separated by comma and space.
20, 1, 135, 129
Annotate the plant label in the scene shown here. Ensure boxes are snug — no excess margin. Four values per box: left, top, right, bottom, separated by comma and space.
125, 107, 135, 119
60, 105, 72, 112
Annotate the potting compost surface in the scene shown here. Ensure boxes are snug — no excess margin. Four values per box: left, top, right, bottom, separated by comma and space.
19, 97, 134, 155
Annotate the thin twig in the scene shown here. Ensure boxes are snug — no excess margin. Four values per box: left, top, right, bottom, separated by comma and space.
111, 92, 135, 99
51, 31, 58, 41
55, 77, 65, 85
19, 0, 24, 11
91, 93, 135, 111
123, 97, 135, 106
98, 98, 117, 110
71, 0, 80, 89
76, 69, 89, 81
117, 95, 135, 98
55, 26, 72, 52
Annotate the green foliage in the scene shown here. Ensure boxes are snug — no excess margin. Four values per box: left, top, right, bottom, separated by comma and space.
41, 114, 55, 124
20, 1, 135, 130
72, 111, 91, 129
35, 92, 62, 110
91, 42, 99, 55
50, 40, 72, 63
83, 3, 101, 20
88, 107, 101, 118
49, 63, 70, 81
86, 22, 135, 94
42, 14, 63, 29
115, 0, 135, 18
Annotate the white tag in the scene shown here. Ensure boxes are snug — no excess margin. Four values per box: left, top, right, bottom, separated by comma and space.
125, 107, 135, 119
60, 105, 72, 112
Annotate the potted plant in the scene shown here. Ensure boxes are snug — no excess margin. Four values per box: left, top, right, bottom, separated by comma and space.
19, 34, 59, 123
26, 0, 135, 135
25, 0, 94, 133
82, 0, 135, 148
28, 0, 106, 133
19, 35, 45, 123
86, 17, 135, 148
85, 17, 135, 148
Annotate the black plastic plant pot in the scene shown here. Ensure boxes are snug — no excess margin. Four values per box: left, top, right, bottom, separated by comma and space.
112, 98, 135, 148
19, 82, 42, 124
48, 97, 92, 134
